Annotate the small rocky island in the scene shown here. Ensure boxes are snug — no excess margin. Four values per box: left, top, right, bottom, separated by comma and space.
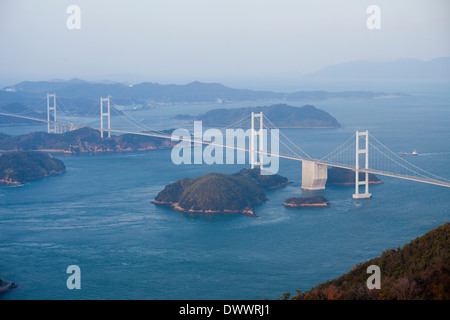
0, 151, 66, 185
0, 127, 176, 154
152, 168, 290, 216
326, 167, 382, 186
283, 195, 330, 208
0, 278, 17, 295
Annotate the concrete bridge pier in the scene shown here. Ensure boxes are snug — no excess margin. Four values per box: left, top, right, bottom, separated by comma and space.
301, 160, 327, 190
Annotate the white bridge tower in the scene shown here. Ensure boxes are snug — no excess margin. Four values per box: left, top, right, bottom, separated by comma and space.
250, 112, 263, 170
100, 96, 111, 138
47, 93, 57, 134
353, 130, 372, 199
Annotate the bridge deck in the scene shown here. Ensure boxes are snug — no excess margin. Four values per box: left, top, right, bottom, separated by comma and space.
1, 111, 449, 188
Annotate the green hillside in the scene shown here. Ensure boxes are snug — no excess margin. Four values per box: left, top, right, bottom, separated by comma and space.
153, 168, 288, 214
289, 223, 450, 300
0, 151, 66, 184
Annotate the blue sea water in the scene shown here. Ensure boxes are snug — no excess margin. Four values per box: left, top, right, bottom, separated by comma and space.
0, 83, 449, 300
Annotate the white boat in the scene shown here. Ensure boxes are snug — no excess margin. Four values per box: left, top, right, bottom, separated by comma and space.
399, 149, 418, 156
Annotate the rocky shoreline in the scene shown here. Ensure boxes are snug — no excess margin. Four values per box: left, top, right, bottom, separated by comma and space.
283, 202, 329, 208
0, 168, 66, 185
283, 196, 330, 208
151, 200, 258, 217
4, 145, 168, 154
0, 279, 17, 295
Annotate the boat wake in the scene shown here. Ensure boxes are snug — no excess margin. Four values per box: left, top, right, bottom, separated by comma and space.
419, 152, 450, 156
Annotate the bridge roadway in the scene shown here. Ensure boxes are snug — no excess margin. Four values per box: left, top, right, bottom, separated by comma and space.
1, 112, 449, 188
0, 112, 74, 128
101, 127, 450, 188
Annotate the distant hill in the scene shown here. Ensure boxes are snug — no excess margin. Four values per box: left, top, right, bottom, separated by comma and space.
0, 151, 66, 185
307, 57, 450, 81
181, 104, 341, 128
2, 78, 89, 93
0, 127, 176, 153
289, 222, 450, 300
0, 79, 403, 118
153, 168, 289, 216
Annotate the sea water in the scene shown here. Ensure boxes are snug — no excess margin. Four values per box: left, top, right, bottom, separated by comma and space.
0, 82, 449, 299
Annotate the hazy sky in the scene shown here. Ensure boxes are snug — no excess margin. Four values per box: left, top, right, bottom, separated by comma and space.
0, 0, 449, 87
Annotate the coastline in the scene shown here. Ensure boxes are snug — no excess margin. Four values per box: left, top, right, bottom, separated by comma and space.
151, 200, 258, 217
0, 145, 171, 155
283, 202, 329, 208
0, 170, 66, 185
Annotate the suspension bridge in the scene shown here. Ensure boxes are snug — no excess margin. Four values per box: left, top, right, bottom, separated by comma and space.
1, 93, 449, 198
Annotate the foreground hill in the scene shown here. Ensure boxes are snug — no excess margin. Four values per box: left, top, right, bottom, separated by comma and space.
153, 168, 289, 216
289, 223, 450, 300
0, 127, 175, 153
177, 104, 341, 128
0, 151, 66, 185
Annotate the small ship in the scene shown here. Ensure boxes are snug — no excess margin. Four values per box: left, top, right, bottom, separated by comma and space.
399, 149, 418, 157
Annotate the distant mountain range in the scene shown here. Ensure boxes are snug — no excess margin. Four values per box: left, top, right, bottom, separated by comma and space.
0, 79, 403, 121
306, 57, 450, 81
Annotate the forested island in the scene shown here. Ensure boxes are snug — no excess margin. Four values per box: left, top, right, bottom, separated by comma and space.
284, 222, 450, 300
283, 196, 330, 208
175, 104, 341, 128
0, 151, 66, 185
0, 127, 175, 154
326, 167, 382, 185
152, 168, 290, 216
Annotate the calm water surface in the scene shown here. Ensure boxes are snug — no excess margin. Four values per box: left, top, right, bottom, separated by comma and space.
0, 84, 449, 299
